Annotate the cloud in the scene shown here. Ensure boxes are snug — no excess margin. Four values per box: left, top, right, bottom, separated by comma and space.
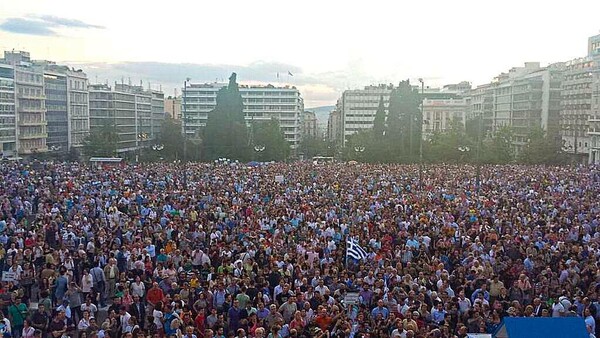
74, 60, 347, 107
0, 15, 104, 36
35, 15, 105, 29
0, 18, 57, 36
69, 60, 428, 107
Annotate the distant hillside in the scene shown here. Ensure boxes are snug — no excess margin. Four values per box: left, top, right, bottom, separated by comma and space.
306, 105, 335, 128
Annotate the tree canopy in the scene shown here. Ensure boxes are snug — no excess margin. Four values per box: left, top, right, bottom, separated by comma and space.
202, 73, 249, 161
251, 118, 290, 161
82, 121, 117, 158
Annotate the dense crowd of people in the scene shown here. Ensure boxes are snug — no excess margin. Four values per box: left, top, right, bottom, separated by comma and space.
0, 160, 599, 338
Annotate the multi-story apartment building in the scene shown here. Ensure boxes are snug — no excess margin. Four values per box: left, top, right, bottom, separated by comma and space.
182, 83, 303, 148
151, 90, 165, 139
66, 69, 89, 149
471, 62, 563, 153
422, 90, 471, 137
339, 83, 471, 146
302, 111, 318, 138
164, 96, 181, 119
89, 83, 163, 154
43, 70, 67, 151
588, 33, 600, 57
327, 102, 342, 145
0, 64, 16, 158
559, 33, 600, 164
10, 55, 48, 155
470, 83, 494, 134
340, 84, 393, 147
1, 51, 90, 156
590, 70, 600, 164
561, 57, 596, 162
584, 33, 600, 164
39, 63, 89, 151
41, 65, 89, 151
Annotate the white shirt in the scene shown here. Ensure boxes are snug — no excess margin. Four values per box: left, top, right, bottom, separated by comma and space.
120, 312, 132, 333
81, 303, 98, 316
153, 309, 163, 326
131, 282, 146, 298
551, 302, 565, 317
81, 273, 93, 293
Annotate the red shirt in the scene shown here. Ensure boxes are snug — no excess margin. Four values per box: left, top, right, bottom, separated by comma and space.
194, 313, 205, 332
147, 287, 164, 305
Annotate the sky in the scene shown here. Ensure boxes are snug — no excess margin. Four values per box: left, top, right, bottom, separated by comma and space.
1, 0, 600, 107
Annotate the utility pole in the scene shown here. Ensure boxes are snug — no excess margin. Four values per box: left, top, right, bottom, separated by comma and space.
137, 114, 142, 162
183, 79, 189, 163
574, 125, 578, 165
418, 78, 424, 193
476, 110, 482, 193
182, 78, 190, 189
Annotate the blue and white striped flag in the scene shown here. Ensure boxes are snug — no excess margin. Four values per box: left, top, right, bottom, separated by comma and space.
346, 238, 368, 261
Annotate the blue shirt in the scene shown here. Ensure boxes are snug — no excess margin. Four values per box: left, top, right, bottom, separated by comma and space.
471, 289, 490, 303
55, 275, 68, 301
432, 308, 446, 323
146, 244, 156, 257
228, 307, 241, 331
371, 306, 389, 319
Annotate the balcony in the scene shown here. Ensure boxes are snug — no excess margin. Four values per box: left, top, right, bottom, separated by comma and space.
18, 120, 47, 126
17, 93, 45, 99
0, 135, 16, 142
16, 79, 43, 87
19, 133, 48, 140
18, 106, 45, 113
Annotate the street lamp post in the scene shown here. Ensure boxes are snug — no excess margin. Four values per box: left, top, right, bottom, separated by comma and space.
254, 145, 265, 161
152, 144, 164, 161
183, 78, 191, 163
476, 111, 483, 193
182, 78, 191, 188
418, 78, 425, 193
136, 115, 147, 163
564, 125, 578, 165
458, 146, 470, 162
353, 145, 365, 161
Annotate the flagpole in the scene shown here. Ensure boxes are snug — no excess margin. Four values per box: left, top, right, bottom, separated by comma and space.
345, 236, 349, 269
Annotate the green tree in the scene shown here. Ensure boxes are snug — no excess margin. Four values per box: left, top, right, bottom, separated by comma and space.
386, 80, 422, 161
482, 126, 514, 164
252, 118, 290, 161
343, 130, 374, 162
426, 117, 472, 163
83, 121, 117, 158
465, 116, 486, 141
300, 136, 333, 159
372, 96, 386, 138
518, 127, 567, 164
155, 117, 185, 161
203, 73, 249, 161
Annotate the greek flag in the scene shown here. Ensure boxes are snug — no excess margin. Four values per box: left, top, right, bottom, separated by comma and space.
346, 238, 368, 261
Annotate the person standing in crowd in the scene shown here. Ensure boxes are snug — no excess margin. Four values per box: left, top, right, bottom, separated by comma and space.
8, 297, 28, 338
